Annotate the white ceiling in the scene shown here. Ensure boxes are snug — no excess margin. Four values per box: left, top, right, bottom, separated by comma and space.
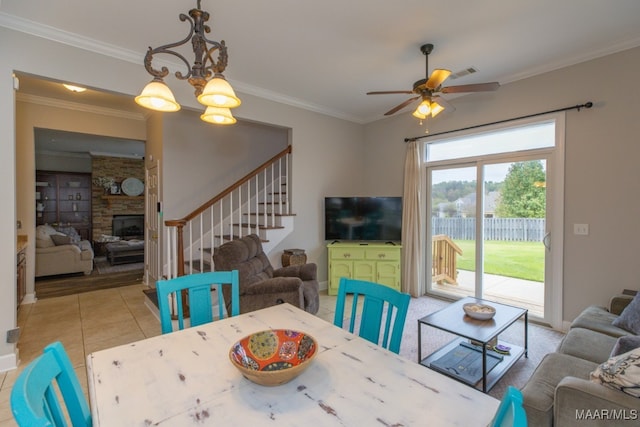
3, 0, 640, 125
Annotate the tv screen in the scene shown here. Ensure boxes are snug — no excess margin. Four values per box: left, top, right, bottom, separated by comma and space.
324, 197, 402, 241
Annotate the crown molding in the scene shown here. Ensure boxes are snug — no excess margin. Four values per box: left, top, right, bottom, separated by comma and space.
16, 92, 145, 121
0, 12, 364, 124
89, 151, 144, 159
230, 81, 365, 124
0, 12, 141, 64
35, 149, 90, 159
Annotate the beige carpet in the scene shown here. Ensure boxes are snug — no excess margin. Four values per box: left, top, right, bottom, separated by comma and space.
398, 296, 565, 400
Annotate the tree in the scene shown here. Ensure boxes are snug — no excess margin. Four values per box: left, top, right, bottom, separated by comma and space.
496, 161, 546, 218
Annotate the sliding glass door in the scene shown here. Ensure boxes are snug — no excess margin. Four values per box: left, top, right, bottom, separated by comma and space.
425, 116, 563, 325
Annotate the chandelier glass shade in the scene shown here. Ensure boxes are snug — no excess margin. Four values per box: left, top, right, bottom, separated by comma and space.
198, 76, 241, 108
135, 79, 181, 112
134, 0, 240, 124
200, 106, 237, 125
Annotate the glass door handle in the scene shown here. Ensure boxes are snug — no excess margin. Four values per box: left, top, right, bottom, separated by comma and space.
543, 232, 551, 251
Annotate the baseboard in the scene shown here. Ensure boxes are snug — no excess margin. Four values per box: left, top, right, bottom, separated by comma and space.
0, 349, 18, 372
22, 292, 37, 305
319, 280, 328, 291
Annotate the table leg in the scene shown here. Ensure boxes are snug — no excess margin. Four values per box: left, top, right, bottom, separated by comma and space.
482, 344, 487, 393
524, 311, 529, 358
418, 321, 422, 363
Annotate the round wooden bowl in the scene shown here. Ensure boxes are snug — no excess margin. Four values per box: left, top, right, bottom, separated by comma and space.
463, 303, 496, 320
229, 329, 317, 386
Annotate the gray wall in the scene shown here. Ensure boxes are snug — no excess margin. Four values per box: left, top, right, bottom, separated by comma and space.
362, 45, 640, 322
162, 109, 288, 220
3, 23, 638, 370
0, 26, 364, 370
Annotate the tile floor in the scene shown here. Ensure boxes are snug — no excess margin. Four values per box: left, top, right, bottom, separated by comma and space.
0, 283, 340, 426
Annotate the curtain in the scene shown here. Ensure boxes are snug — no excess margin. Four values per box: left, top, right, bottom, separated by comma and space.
401, 141, 425, 297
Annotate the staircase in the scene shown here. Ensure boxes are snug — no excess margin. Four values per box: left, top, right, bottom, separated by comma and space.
164, 146, 294, 278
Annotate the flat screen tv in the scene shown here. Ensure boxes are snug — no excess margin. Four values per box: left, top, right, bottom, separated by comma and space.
324, 197, 402, 242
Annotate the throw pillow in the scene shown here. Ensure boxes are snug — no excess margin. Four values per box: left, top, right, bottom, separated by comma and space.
613, 293, 640, 334
611, 335, 640, 357
591, 347, 640, 397
50, 234, 72, 246
55, 226, 81, 243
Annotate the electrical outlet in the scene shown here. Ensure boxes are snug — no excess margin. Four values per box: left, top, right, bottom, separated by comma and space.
574, 224, 589, 235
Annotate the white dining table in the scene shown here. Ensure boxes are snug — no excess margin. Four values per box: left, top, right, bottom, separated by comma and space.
87, 303, 500, 426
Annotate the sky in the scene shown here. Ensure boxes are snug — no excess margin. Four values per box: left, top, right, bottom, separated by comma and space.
427, 120, 554, 184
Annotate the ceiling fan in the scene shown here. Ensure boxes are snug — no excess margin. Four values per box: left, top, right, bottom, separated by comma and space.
367, 43, 500, 119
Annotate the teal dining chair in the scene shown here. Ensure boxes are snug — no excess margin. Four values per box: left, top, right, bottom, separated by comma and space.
156, 270, 240, 334
490, 386, 527, 427
333, 277, 411, 354
11, 341, 92, 427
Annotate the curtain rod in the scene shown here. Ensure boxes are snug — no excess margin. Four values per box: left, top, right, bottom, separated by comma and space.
404, 101, 593, 143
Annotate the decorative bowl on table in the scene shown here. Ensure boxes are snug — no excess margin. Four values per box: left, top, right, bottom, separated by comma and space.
463, 303, 496, 320
229, 329, 318, 386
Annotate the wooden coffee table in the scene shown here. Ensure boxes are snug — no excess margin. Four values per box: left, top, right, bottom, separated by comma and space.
418, 297, 528, 392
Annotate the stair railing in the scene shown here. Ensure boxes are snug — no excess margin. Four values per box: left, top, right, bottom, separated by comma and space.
432, 234, 463, 285
164, 145, 292, 279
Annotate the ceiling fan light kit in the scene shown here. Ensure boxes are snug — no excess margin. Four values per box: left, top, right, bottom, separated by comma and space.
134, 0, 240, 124
367, 43, 499, 123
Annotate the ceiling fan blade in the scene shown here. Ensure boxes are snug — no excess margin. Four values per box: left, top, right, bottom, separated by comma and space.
426, 69, 452, 90
384, 96, 420, 116
367, 90, 414, 95
441, 82, 500, 94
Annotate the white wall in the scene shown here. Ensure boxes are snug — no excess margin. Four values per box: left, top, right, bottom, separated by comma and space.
0, 26, 364, 369
363, 45, 640, 322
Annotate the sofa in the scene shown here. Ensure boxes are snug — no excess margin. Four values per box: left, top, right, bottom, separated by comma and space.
521, 293, 640, 426
212, 234, 319, 315
35, 224, 94, 277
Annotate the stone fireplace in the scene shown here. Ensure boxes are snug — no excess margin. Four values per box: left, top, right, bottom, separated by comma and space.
112, 215, 144, 240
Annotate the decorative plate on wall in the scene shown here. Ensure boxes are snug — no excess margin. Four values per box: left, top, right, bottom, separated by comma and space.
121, 177, 144, 196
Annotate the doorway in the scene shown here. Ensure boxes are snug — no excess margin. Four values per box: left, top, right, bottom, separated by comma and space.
425, 115, 564, 326
15, 73, 148, 299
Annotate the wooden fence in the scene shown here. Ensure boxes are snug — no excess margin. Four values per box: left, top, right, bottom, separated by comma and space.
432, 217, 545, 242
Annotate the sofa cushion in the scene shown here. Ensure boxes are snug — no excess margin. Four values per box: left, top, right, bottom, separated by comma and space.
591, 347, 640, 397
55, 225, 81, 243
611, 335, 640, 357
570, 305, 631, 338
521, 352, 598, 427
558, 327, 619, 364
612, 293, 640, 335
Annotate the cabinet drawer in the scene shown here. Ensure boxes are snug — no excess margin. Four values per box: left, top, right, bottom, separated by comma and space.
365, 248, 400, 261
329, 247, 365, 260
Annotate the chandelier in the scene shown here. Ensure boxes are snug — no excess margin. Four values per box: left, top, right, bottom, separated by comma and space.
134, 0, 241, 125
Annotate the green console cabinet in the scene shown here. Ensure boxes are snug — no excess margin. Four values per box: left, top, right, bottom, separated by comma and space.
327, 242, 402, 295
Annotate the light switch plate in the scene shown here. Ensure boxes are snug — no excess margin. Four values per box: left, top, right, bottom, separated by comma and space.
574, 224, 589, 235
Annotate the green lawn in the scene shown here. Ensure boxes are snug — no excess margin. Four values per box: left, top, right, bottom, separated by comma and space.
454, 240, 544, 282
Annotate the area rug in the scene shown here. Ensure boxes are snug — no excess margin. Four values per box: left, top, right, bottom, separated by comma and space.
95, 256, 144, 274
398, 295, 565, 399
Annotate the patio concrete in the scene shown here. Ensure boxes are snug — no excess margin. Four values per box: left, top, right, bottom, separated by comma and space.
432, 270, 544, 318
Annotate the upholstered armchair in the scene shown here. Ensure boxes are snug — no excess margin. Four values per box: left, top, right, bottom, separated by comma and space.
213, 234, 319, 315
